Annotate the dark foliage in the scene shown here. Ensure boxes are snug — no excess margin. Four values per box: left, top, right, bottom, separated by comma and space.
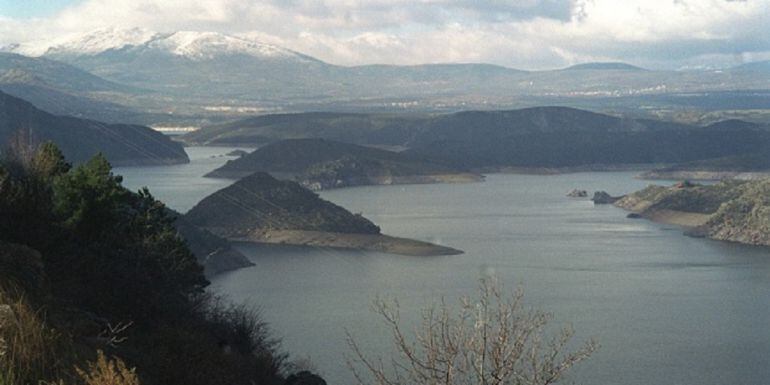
0, 142, 290, 385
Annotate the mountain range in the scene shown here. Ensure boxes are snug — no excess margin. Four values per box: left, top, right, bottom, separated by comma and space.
2, 27, 768, 126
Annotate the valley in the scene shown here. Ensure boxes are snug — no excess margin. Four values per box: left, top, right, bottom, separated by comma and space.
1, 14, 770, 385
0, 28, 768, 127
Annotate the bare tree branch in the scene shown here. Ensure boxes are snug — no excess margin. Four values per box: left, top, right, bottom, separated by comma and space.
347, 277, 598, 385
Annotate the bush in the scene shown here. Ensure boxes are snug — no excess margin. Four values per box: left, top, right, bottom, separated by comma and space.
0, 289, 72, 385
76, 351, 139, 385
0, 243, 46, 298
125, 296, 286, 385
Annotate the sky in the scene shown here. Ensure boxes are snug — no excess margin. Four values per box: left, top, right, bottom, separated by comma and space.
0, 0, 768, 70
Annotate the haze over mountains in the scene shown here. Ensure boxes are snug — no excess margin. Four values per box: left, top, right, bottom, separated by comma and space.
0, 27, 768, 126
0, 90, 188, 166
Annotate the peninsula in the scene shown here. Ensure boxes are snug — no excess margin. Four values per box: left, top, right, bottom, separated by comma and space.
205, 138, 482, 190
616, 179, 770, 247
185, 172, 462, 256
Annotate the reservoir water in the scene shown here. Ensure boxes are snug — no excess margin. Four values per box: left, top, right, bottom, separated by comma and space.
116, 147, 770, 385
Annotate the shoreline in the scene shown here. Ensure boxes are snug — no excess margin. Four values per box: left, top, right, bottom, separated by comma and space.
203, 170, 484, 189
300, 173, 484, 191
473, 163, 667, 175
632, 208, 711, 229
614, 196, 711, 230
639, 170, 770, 181
229, 229, 464, 256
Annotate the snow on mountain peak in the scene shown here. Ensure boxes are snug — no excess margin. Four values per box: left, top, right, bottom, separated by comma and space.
3, 27, 160, 57
2, 27, 306, 61
148, 31, 299, 60
49, 27, 159, 56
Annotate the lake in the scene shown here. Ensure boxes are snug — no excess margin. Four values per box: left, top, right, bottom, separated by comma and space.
116, 147, 770, 385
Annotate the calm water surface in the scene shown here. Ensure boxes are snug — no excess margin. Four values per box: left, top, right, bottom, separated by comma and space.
117, 147, 770, 385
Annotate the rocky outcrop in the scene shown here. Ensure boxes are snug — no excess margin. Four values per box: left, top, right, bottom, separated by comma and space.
225, 149, 249, 157
615, 179, 770, 247
285, 371, 327, 385
567, 189, 587, 197
592, 191, 623, 204
706, 180, 770, 246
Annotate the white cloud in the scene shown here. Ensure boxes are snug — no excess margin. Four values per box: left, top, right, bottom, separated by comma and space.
0, 0, 768, 69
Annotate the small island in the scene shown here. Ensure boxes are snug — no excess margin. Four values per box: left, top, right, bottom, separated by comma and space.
185, 172, 463, 256
616, 179, 770, 246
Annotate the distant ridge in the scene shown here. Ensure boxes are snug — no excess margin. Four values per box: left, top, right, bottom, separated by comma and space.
732, 60, 770, 72
205, 138, 483, 189
184, 107, 770, 170
3, 27, 313, 62
0, 91, 188, 166
563, 62, 644, 71
0, 52, 147, 123
0, 52, 133, 93
3, 28, 769, 121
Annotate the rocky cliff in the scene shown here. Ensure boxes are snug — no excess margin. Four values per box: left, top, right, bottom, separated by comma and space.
616, 179, 770, 247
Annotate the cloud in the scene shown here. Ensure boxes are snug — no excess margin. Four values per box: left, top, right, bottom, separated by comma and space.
0, 0, 768, 69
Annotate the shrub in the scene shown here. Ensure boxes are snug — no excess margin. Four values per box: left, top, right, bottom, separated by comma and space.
0, 289, 71, 385
76, 351, 139, 385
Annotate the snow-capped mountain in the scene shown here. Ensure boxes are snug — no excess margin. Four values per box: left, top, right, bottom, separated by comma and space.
146, 31, 302, 60
0, 27, 332, 100
47, 27, 159, 56
2, 27, 157, 57
3, 27, 310, 62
